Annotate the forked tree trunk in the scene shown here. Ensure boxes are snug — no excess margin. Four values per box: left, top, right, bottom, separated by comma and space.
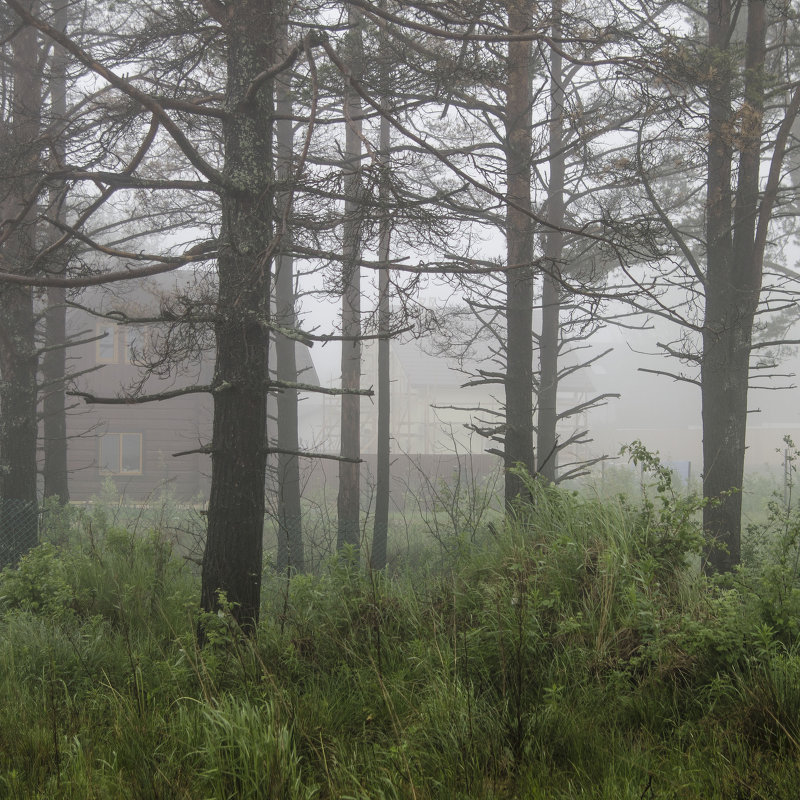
274, 17, 304, 575
337, 6, 364, 552
504, 0, 535, 504
537, 0, 564, 484
200, 0, 277, 631
702, 0, 765, 572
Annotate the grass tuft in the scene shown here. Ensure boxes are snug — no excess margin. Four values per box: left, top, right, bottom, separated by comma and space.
3, 456, 800, 796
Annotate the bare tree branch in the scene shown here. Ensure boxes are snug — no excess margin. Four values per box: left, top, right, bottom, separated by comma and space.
0, 241, 216, 287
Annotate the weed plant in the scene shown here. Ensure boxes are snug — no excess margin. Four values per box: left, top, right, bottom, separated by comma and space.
2, 451, 800, 797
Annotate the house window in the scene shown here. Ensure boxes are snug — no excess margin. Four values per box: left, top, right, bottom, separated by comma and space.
95, 322, 146, 364
124, 326, 143, 364
99, 433, 143, 475
96, 322, 118, 363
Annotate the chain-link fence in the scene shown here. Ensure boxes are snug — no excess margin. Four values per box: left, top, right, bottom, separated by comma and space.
0, 499, 39, 569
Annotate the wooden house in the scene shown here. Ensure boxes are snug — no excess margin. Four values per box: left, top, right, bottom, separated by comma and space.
62, 274, 317, 502
312, 333, 598, 466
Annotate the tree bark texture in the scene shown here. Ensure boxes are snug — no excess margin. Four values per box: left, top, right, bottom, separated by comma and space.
371, 107, 392, 571
274, 17, 304, 575
504, 0, 535, 504
337, 6, 364, 552
0, 0, 42, 563
42, 287, 69, 503
200, 0, 276, 630
42, 0, 70, 504
537, 0, 564, 485
701, 0, 766, 572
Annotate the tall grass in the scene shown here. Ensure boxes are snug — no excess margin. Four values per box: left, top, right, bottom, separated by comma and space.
3, 458, 800, 797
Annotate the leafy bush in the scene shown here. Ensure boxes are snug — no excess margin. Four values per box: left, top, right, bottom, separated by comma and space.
3, 462, 800, 797
0, 510, 197, 653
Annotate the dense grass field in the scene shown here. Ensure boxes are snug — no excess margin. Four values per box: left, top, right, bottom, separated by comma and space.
3, 458, 800, 798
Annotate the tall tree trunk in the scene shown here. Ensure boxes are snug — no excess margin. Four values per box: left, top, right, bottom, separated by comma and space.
504, 0, 535, 504
702, 0, 765, 572
42, 276, 69, 503
537, 0, 564, 484
200, 0, 276, 631
371, 107, 391, 571
337, 6, 364, 552
42, 0, 70, 504
0, 0, 42, 564
274, 16, 304, 575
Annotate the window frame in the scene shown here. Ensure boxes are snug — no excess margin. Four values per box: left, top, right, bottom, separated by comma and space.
95, 322, 146, 365
123, 325, 145, 365
95, 321, 119, 363
99, 432, 143, 476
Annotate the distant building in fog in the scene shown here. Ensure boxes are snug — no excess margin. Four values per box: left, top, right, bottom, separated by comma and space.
310, 334, 598, 468
62, 275, 317, 502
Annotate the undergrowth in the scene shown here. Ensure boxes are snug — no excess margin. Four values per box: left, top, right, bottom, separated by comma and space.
2, 453, 800, 797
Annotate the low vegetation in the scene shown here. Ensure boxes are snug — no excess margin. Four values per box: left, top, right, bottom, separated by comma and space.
2, 453, 800, 798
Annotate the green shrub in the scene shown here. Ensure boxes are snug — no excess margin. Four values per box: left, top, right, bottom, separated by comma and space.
0, 522, 196, 641
4, 463, 800, 798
